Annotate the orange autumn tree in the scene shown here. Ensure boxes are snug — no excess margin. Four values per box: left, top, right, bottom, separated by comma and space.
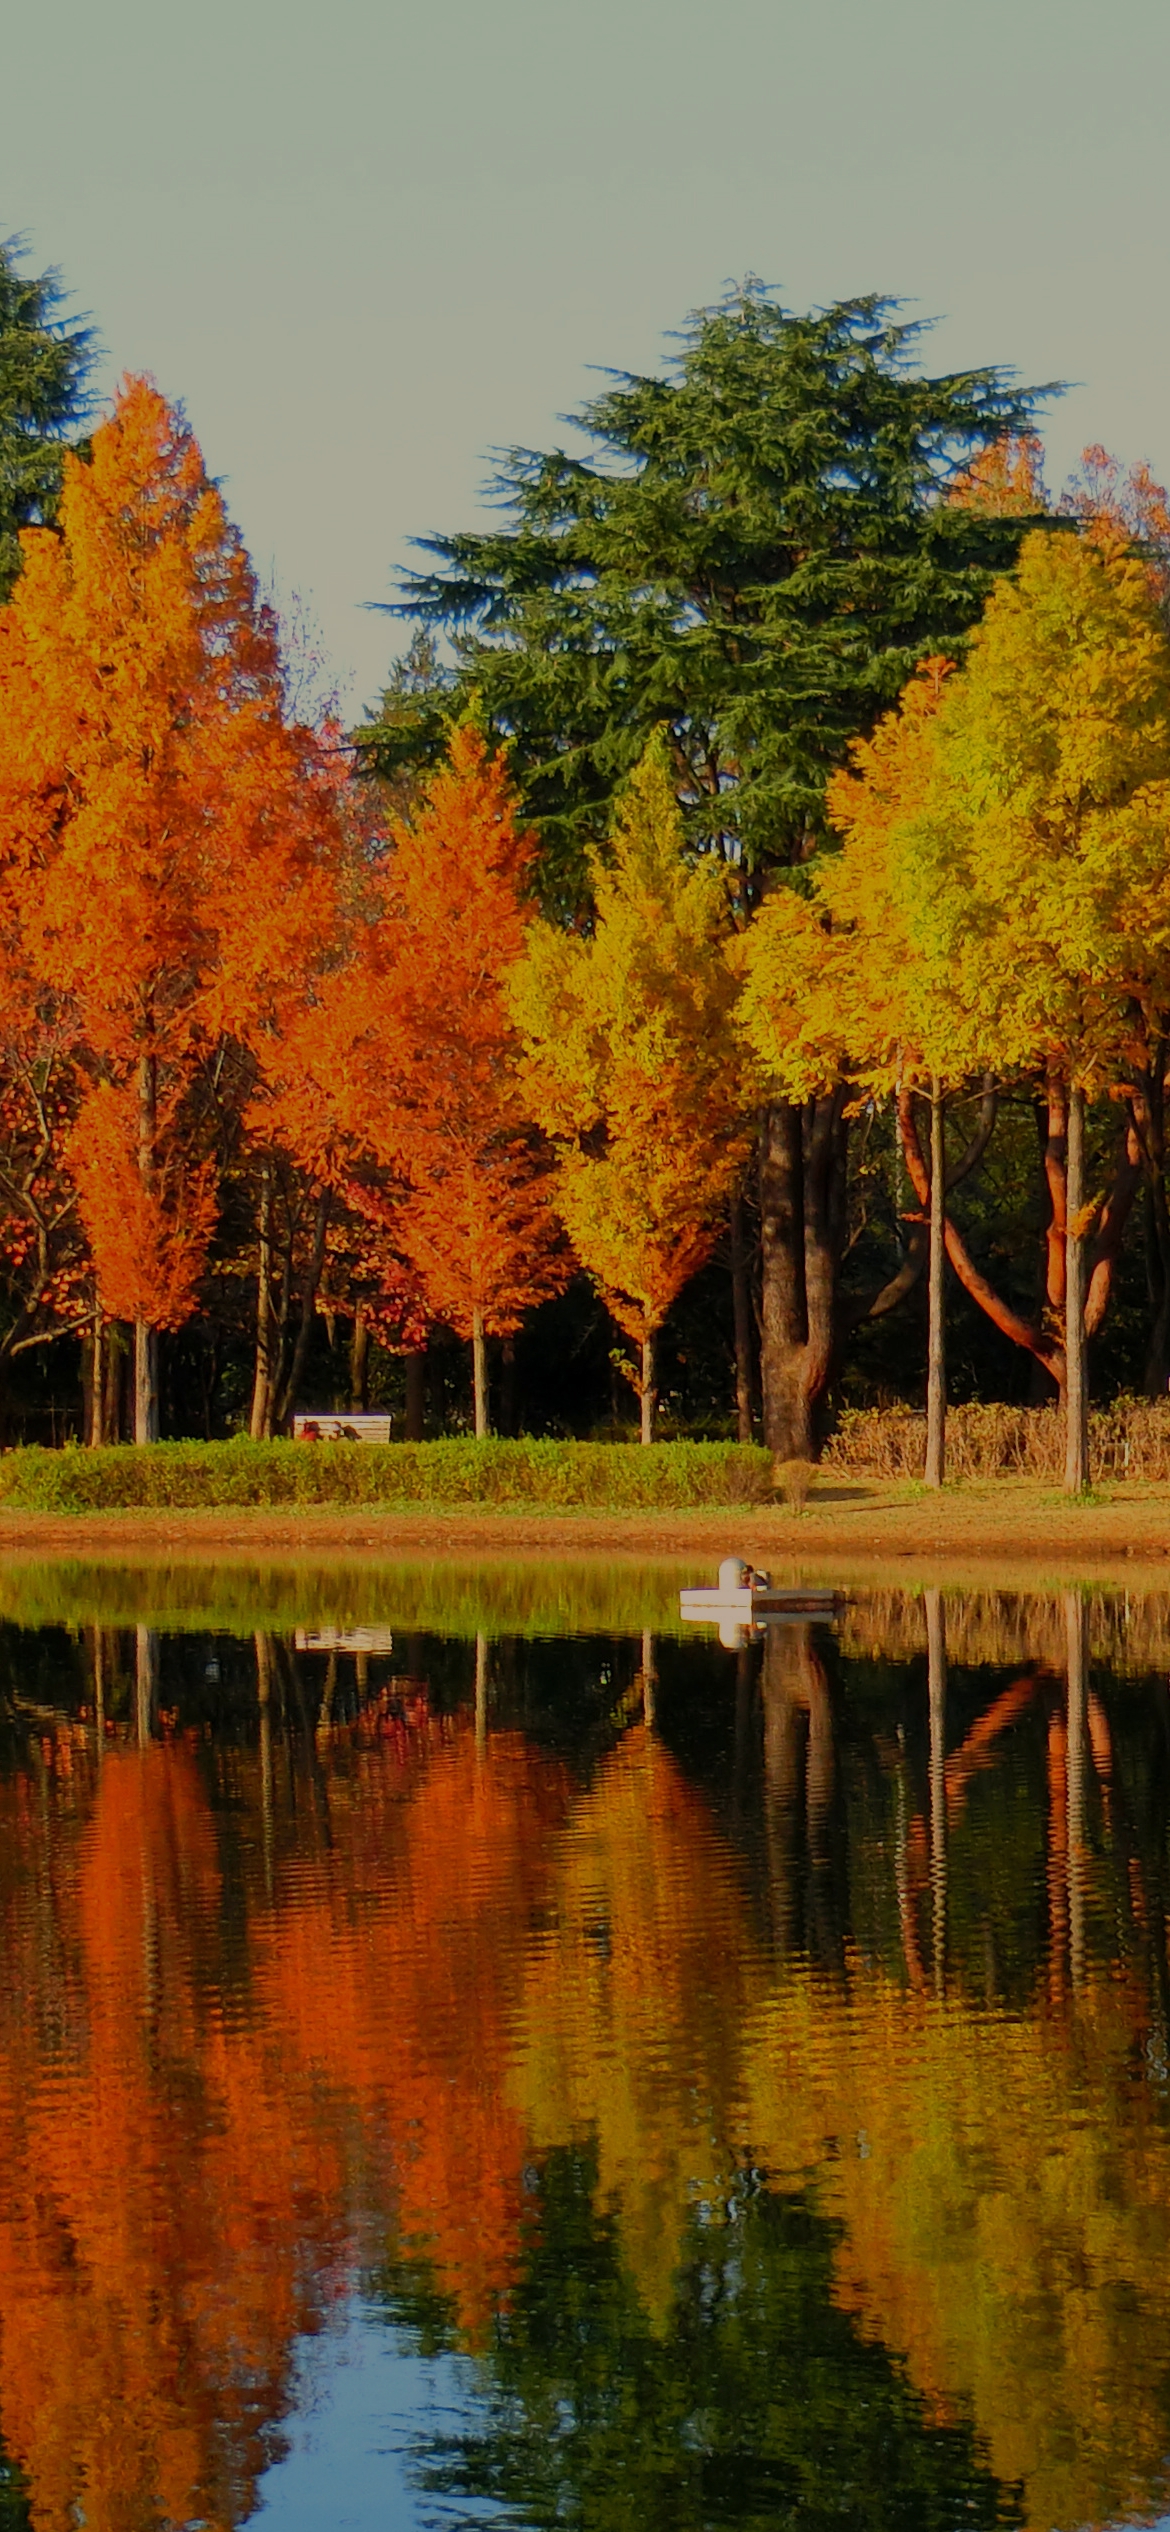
269, 722, 564, 1434
0, 377, 342, 1440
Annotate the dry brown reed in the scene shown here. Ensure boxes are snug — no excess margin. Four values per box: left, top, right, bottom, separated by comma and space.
823, 1399, 1170, 1484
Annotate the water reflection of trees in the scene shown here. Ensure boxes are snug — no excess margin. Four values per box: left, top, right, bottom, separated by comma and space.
375, 2149, 1021, 2532
1, 1601, 1170, 2528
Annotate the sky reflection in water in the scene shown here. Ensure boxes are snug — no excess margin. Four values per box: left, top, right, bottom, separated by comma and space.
1, 1571, 1169, 2530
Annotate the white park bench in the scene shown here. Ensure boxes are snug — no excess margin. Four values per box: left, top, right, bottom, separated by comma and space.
292, 1413, 394, 1444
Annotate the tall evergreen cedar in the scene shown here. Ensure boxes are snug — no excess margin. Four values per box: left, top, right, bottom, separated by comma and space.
367, 284, 1048, 1456
0, 239, 93, 602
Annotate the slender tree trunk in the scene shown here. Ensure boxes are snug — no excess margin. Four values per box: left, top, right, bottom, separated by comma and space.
729, 1190, 755, 1442
759, 1102, 811, 1459
349, 1303, 369, 1412
250, 1156, 274, 1438
273, 1188, 330, 1431
925, 1080, 947, 1489
404, 1346, 426, 1441
472, 1309, 489, 1438
1065, 1084, 1090, 1494
134, 1322, 159, 1446
84, 1307, 104, 1449
134, 1052, 159, 1445
640, 1330, 656, 1444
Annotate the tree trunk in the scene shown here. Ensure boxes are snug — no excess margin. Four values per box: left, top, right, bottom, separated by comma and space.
404, 1346, 426, 1441
729, 1191, 755, 1442
273, 1188, 330, 1431
134, 1322, 159, 1447
900, 1083, 1074, 1394
758, 1096, 847, 1462
349, 1303, 369, 1412
640, 1330, 656, 1444
250, 1155, 274, 1438
759, 1102, 812, 1459
84, 1307, 104, 1449
1065, 1084, 1090, 1494
134, 1052, 159, 1444
925, 1081, 946, 1489
472, 1308, 489, 1438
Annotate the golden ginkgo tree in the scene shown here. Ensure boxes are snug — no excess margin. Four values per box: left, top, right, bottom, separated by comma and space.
511, 736, 748, 1441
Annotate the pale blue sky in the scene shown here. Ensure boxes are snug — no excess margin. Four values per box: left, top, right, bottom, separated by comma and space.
6, 0, 1169, 711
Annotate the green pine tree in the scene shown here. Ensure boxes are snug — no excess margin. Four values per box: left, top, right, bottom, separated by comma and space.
367, 281, 1049, 915
0, 236, 94, 602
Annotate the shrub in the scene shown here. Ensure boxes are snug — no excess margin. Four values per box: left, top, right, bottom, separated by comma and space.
0, 1436, 774, 1514
773, 1456, 816, 1512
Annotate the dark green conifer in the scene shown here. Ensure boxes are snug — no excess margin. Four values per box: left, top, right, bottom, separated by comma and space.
0, 237, 95, 601
367, 282, 1051, 913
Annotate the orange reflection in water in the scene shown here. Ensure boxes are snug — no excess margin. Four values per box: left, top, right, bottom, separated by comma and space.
0, 1716, 568, 2531
1, 1612, 1170, 2531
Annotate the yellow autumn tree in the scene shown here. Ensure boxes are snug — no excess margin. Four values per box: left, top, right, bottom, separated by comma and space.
740, 660, 975, 1484
745, 529, 1170, 1492
892, 529, 1170, 1490
511, 735, 748, 1439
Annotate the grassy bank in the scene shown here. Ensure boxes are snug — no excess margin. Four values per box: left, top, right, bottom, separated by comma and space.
0, 1436, 772, 1514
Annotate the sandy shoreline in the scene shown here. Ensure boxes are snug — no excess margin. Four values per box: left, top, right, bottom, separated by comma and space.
0, 1479, 1163, 1586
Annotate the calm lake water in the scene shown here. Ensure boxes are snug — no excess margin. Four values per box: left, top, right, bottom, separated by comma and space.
3, 1562, 1170, 2531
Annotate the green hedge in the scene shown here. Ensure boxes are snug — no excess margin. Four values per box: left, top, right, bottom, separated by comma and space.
0, 1436, 773, 1514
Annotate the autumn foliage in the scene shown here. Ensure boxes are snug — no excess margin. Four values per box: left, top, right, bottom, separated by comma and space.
7, 377, 1170, 1452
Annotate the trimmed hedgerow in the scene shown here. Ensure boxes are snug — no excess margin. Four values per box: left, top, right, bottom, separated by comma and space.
0, 1436, 774, 1514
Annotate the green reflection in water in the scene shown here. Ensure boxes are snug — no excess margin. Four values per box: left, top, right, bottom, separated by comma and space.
0, 1555, 695, 1638
0, 2449, 31, 2532
376, 2147, 1022, 2532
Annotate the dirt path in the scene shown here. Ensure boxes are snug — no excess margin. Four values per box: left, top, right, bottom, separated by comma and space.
0, 1478, 1164, 1585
